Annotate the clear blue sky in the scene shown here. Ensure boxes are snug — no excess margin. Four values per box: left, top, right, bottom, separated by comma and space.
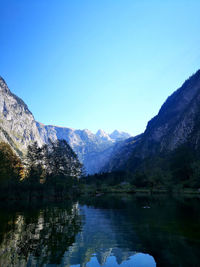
1, 0, 200, 135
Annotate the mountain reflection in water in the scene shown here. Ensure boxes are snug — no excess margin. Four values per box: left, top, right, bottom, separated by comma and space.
0, 194, 200, 266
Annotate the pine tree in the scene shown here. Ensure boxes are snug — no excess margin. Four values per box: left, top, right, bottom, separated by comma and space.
25, 139, 83, 181
47, 139, 83, 177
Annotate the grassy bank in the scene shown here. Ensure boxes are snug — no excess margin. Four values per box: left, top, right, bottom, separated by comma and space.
80, 183, 200, 196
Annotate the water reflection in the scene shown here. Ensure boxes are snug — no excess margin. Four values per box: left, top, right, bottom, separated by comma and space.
0, 203, 82, 266
80, 194, 200, 267
0, 195, 200, 266
62, 204, 155, 267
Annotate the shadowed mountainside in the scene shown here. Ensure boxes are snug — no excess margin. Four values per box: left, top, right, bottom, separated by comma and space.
104, 70, 200, 172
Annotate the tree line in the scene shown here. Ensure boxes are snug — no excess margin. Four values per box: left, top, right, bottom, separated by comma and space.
82, 144, 200, 193
0, 139, 83, 201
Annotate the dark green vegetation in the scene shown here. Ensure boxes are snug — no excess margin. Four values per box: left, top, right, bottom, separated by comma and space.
82, 144, 200, 194
1, 195, 200, 266
0, 140, 83, 201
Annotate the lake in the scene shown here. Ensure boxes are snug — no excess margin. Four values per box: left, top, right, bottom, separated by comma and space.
0, 194, 200, 266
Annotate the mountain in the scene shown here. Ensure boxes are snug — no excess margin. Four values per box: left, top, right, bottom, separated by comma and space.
0, 77, 44, 156
96, 129, 113, 143
37, 123, 131, 174
0, 76, 131, 173
104, 69, 200, 172
138, 69, 200, 155
102, 134, 143, 172
109, 130, 131, 141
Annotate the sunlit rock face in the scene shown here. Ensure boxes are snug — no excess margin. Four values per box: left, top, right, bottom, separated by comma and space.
110, 130, 131, 141
0, 77, 44, 156
37, 122, 131, 174
105, 69, 200, 171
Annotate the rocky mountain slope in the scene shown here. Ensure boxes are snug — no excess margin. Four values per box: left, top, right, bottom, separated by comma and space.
105, 69, 200, 172
0, 77, 44, 156
102, 134, 143, 172
37, 123, 131, 174
0, 76, 131, 173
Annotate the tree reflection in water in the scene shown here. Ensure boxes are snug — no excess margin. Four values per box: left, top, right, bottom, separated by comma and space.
0, 195, 199, 267
0, 203, 82, 266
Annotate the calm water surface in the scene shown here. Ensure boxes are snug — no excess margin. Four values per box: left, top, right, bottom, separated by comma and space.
0, 194, 200, 266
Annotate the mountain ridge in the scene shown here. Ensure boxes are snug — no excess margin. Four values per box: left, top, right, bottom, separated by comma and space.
104, 69, 200, 172
0, 77, 44, 156
36, 122, 131, 174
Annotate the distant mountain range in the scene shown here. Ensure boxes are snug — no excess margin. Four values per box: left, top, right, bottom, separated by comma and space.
0, 76, 131, 174
37, 123, 131, 174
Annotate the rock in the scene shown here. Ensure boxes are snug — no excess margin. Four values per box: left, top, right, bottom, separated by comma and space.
0, 77, 44, 156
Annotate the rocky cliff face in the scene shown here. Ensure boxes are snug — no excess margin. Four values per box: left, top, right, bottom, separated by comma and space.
0, 77, 44, 156
102, 134, 143, 172
105, 69, 200, 172
37, 122, 131, 174
110, 130, 131, 141
138, 69, 200, 156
